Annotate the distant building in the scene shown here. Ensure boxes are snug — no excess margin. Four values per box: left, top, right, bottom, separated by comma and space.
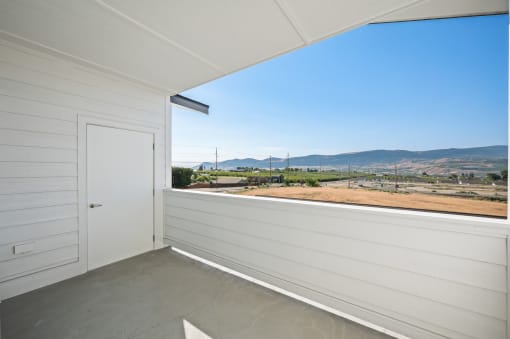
247, 175, 284, 185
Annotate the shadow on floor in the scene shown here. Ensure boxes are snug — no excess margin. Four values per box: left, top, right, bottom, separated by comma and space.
1, 248, 392, 339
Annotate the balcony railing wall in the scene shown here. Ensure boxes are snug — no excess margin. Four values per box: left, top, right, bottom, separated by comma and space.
165, 189, 510, 339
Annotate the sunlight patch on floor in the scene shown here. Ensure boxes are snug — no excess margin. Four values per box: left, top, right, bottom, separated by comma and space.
183, 319, 213, 339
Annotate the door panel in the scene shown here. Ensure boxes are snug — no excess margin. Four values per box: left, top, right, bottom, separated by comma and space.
87, 125, 153, 270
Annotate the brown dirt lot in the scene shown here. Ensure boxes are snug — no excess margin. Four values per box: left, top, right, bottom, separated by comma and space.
238, 186, 507, 218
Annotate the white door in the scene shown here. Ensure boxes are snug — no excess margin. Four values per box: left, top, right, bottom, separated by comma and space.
87, 125, 154, 270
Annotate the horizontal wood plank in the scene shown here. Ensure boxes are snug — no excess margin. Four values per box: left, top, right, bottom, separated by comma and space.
0, 145, 76, 163
0, 245, 78, 282
0, 231, 78, 261
0, 204, 78, 228
165, 206, 506, 293
0, 177, 77, 194
0, 162, 76, 178
0, 110, 76, 135
168, 192, 506, 264
0, 129, 77, 149
0, 191, 77, 211
0, 218, 77, 245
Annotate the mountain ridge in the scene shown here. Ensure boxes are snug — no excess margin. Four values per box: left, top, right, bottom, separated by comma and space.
198, 145, 508, 175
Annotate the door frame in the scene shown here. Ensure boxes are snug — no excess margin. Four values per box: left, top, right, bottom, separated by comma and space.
78, 115, 161, 272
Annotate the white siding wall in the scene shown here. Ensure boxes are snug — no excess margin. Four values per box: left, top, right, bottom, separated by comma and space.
164, 189, 510, 339
0, 38, 167, 299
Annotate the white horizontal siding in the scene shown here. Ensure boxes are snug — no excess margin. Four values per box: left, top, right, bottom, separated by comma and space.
0, 231, 77, 262
0, 111, 77, 135
164, 190, 510, 339
165, 206, 504, 293
0, 145, 76, 163
0, 37, 166, 296
0, 42, 164, 113
0, 162, 77, 178
0, 61, 164, 119
0, 77, 162, 128
0, 93, 78, 122
0, 205, 78, 228
0, 218, 78, 245
0, 129, 77, 149
0, 245, 78, 282
168, 193, 507, 264
0, 177, 77, 194
0, 191, 77, 211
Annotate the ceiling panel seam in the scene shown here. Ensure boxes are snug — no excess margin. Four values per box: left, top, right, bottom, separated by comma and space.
349, 0, 430, 33
375, 9, 509, 24
93, 0, 226, 76
280, 0, 427, 45
321, 0, 427, 42
175, 33, 305, 94
274, 0, 310, 43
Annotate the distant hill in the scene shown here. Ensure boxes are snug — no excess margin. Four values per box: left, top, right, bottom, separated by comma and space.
198, 145, 508, 175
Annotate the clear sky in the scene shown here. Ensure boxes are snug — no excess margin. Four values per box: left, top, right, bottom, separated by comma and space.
173, 14, 508, 167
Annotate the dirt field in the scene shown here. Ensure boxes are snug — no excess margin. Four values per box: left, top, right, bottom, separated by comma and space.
238, 186, 507, 218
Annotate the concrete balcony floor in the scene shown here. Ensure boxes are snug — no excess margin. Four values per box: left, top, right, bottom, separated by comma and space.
2, 249, 392, 339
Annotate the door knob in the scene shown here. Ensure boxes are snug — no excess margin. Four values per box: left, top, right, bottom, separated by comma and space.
89, 203, 103, 208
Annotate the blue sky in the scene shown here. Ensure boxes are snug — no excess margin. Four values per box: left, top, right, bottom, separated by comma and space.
173, 15, 508, 166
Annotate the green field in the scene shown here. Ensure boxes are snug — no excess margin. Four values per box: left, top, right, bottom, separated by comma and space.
194, 169, 507, 186
195, 169, 371, 184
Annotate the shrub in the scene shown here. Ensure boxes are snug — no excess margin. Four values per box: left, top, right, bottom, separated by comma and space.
196, 175, 209, 182
305, 178, 320, 187
501, 169, 508, 180
172, 167, 193, 188
487, 173, 502, 181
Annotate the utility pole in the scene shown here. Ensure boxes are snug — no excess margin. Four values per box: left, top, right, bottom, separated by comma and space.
269, 155, 272, 180
394, 163, 398, 192
287, 153, 290, 181
215, 147, 218, 187
348, 164, 351, 189
319, 159, 322, 182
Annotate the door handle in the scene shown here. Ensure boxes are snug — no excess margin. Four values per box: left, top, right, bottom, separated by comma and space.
89, 203, 103, 208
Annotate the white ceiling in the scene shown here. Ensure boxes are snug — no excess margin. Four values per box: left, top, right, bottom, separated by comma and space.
0, 0, 506, 94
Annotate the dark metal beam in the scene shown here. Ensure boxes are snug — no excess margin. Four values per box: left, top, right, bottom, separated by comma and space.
170, 94, 209, 114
